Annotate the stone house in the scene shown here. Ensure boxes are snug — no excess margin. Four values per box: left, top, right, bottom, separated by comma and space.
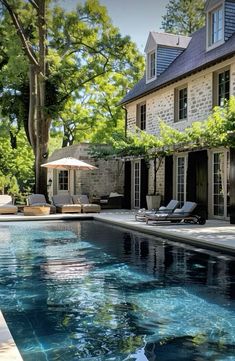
47, 143, 124, 201
120, 0, 235, 222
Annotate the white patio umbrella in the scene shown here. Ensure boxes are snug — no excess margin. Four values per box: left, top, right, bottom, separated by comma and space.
41, 157, 98, 194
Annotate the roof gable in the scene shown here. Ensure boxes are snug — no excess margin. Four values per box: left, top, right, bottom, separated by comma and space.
120, 27, 235, 105
144, 32, 157, 53
205, 0, 224, 11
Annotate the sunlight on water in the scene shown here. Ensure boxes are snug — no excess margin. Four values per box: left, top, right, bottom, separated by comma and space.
0, 221, 235, 361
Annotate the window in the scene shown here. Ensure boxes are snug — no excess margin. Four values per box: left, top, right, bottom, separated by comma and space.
147, 51, 156, 80
213, 68, 230, 106
58, 170, 68, 190
137, 102, 146, 130
175, 86, 188, 122
207, 4, 224, 49
211, 7, 223, 44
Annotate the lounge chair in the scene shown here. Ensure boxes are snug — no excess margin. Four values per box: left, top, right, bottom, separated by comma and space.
145, 201, 206, 225
72, 195, 101, 213
28, 194, 56, 214
0, 195, 17, 214
52, 194, 82, 213
135, 199, 180, 221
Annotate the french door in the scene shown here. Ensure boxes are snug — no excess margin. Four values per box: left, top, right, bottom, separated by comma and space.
176, 155, 187, 207
133, 161, 141, 208
212, 151, 230, 219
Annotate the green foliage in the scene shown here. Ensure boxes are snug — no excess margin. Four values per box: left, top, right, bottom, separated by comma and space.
0, 0, 144, 191
49, 0, 144, 146
91, 97, 235, 161
0, 129, 34, 195
161, 0, 206, 35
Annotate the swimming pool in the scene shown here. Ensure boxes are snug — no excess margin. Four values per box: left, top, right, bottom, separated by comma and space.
0, 220, 235, 361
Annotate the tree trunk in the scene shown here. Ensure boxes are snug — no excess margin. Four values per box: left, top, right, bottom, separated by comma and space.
1, 0, 50, 195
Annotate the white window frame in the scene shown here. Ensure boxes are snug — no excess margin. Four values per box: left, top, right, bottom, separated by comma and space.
133, 160, 141, 209
174, 154, 188, 207
58, 170, 69, 192
216, 67, 230, 107
206, 2, 224, 51
211, 149, 230, 220
174, 85, 188, 123
136, 102, 146, 130
146, 50, 156, 82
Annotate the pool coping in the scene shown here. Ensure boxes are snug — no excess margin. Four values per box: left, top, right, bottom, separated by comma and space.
94, 215, 235, 255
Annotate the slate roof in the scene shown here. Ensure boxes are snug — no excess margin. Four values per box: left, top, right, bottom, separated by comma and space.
121, 27, 235, 105
149, 32, 191, 50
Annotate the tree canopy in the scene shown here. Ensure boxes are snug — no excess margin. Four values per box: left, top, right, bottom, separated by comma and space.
161, 0, 206, 35
0, 0, 144, 194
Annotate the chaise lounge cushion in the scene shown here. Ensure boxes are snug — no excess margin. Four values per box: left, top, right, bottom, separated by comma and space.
146, 201, 197, 223
28, 194, 56, 214
0, 195, 17, 214
52, 194, 81, 213
136, 199, 180, 221
72, 195, 101, 213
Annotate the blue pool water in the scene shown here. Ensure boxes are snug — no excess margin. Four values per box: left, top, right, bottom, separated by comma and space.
0, 221, 235, 361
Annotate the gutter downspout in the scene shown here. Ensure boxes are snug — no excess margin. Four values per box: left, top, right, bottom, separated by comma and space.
122, 105, 127, 137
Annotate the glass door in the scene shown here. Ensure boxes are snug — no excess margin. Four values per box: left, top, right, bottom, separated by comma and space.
212, 151, 230, 219
134, 161, 141, 208
176, 156, 187, 207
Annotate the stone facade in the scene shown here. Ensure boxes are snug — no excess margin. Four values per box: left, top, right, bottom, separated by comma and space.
127, 58, 235, 136
126, 57, 235, 204
47, 143, 124, 200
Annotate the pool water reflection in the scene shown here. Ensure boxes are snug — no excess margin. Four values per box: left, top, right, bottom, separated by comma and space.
0, 220, 235, 360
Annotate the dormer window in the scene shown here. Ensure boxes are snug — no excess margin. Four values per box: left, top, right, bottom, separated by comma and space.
211, 6, 223, 44
206, 1, 224, 50
147, 51, 156, 81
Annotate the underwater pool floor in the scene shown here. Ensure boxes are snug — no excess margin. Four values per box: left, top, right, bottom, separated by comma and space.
0, 220, 235, 361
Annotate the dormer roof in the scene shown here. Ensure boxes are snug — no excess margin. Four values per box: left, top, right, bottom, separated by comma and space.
205, 0, 224, 11
144, 32, 191, 53
120, 27, 235, 105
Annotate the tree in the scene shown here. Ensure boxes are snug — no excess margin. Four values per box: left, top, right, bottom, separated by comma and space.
161, 0, 206, 35
0, 0, 144, 194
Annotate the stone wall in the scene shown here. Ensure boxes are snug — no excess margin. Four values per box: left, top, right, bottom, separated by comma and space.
48, 143, 124, 199
75, 158, 124, 198
126, 57, 235, 201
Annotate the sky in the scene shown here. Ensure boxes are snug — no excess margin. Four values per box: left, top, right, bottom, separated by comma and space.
57, 0, 168, 53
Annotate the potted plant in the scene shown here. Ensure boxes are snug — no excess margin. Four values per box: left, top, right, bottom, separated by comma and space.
145, 156, 162, 210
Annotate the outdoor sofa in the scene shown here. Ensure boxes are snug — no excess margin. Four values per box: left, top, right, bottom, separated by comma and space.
135, 199, 180, 221
145, 201, 206, 225
100, 192, 124, 209
0, 195, 18, 214
28, 194, 56, 214
52, 194, 82, 213
72, 195, 101, 213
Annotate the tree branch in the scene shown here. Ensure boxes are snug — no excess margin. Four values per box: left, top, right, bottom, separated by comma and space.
28, 0, 39, 11
0, 0, 39, 67
57, 62, 110, 105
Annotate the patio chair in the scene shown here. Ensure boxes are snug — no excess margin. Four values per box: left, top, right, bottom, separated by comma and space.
72, 194, 101, 213
145, 201, 206, 225
0, 195, 17, 214
135, 199, 180, 221
28, 194, 56, 214
52, 194, 82, 213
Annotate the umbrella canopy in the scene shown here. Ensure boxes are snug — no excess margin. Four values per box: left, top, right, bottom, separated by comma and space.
41, 157, 98, 195
41, 157, 98, 170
